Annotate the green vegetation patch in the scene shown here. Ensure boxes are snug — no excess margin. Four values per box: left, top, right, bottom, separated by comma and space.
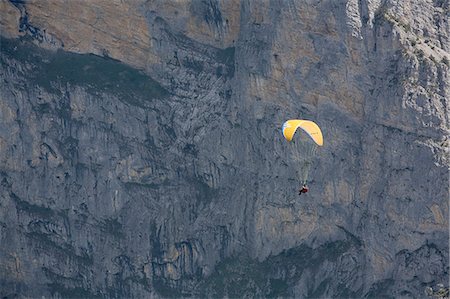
47, 283, 101, 299
365, 278, 395, 298
153, 277, 184, 298
1, 36, 169, 107
196, 240, 358, 298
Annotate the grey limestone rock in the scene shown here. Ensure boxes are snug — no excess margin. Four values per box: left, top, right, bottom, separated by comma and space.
0, 0, 448, 298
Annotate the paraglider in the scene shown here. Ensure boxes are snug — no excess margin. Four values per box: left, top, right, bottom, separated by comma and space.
282, 119, 323, 195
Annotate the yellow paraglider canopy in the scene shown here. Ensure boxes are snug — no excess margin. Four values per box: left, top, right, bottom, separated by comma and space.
282, 120, 323, 146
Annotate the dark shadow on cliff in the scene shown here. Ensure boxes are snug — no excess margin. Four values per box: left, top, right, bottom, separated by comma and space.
0, 36, 169, 107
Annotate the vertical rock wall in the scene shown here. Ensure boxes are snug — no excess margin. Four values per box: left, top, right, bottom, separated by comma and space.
0, 0, 448, 297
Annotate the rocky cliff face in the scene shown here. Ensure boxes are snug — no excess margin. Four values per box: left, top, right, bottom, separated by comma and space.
1, 0, 448, 298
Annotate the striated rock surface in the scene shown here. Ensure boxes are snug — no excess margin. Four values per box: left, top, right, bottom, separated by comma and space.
0, 0, 448, 298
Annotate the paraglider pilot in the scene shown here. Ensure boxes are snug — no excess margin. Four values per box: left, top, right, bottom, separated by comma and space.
298, 184, 308, 195
282, 120, 323, 197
